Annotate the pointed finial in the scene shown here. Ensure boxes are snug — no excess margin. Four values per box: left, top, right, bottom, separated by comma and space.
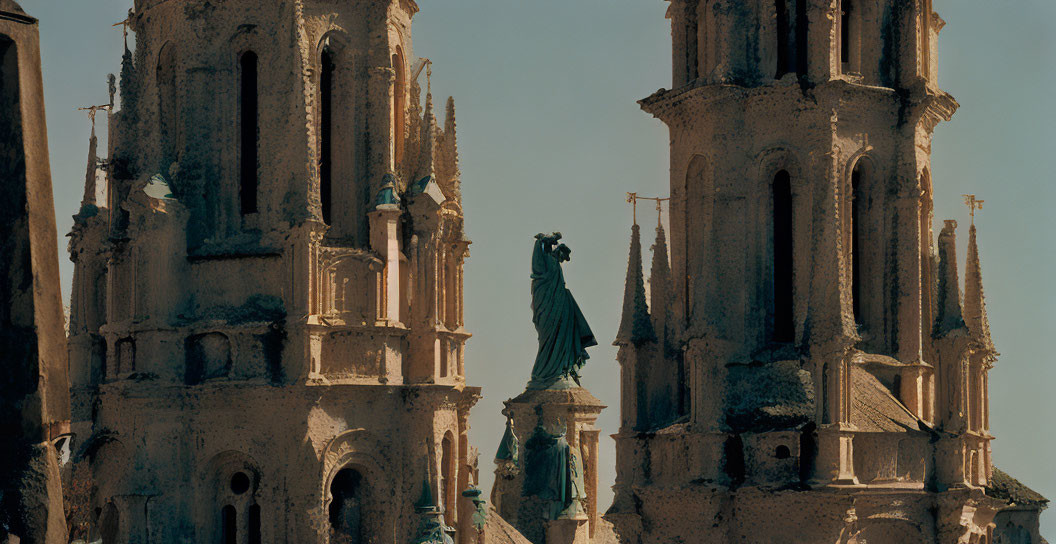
962, 194, 984, 226
627, 192, 638, 225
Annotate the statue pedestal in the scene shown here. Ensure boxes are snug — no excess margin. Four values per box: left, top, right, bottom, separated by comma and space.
495, 387, 605, 543
545, 516, 590, 544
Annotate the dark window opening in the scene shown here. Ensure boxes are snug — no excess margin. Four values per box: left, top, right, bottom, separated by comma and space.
772, 170, 794, 343
222, 504, 237, 544
320, 49, 335, 225
231, 472, 250, 495
723, 435, 746, 485
775, 445, 791, 459
776, 0, 792, 78
239, 51, 259, 215
795, 0, 809, 75
840, 1, 851, 65
799, 423, 817, 483
248, 504, 262, 544
441, 433, 454, 516
329, 468, 364, 542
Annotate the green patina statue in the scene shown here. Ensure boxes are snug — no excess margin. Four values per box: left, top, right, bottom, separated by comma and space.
529, 232, 597, 390
522, 421, 586, 521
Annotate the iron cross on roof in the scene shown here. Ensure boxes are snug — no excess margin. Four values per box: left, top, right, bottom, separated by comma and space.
626, 193, 670, 227
962, 194, 984, 225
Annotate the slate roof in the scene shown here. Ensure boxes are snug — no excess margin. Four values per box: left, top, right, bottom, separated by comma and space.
988, 468, 1049, 508
851, 366, 923, 433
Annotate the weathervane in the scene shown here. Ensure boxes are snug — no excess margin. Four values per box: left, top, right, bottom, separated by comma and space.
113, 9, 133, 49
626, 192, 670, 226
962, 194, 984, 225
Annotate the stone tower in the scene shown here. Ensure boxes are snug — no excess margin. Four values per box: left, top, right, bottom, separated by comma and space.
0, 2, 71, 542
67, 1, 480, 542
607, 1, 1044, 543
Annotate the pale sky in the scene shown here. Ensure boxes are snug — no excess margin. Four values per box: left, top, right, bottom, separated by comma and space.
20, 0, 1056, 538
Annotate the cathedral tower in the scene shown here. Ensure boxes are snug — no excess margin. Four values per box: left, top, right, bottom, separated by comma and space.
67, 1, 479, 542
608, 1, 1044, 542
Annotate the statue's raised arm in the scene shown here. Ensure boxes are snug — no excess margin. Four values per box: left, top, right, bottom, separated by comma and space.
528, 233, 598, 389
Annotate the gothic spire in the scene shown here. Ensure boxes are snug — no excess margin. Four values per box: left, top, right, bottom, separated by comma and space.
616, 224, 656, 346
650, 223, 674, 352
963, 224, 995, 355
934, 220, 965, 336
417, 87, 437, 183
80, 122, 99, 210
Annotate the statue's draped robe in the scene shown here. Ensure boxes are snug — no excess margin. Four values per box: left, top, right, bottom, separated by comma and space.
530, 239, 597, 387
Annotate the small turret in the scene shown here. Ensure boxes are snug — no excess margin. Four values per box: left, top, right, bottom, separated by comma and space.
934, 220, 965, 336
963, 224, 995, 357
649, 223, 675, 354
616, 224, 656, 346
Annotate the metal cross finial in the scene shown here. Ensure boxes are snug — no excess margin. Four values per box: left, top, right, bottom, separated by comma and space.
626, 193, 670, 227
113, 10, 133, 48
78, 104, 112, 128
962, 194, 984, 225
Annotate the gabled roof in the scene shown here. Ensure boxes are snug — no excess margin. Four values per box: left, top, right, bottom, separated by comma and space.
988, 468, 1049, 508
851, 366, 923, 433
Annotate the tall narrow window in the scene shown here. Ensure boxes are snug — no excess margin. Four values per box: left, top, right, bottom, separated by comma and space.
248, 504, 262, 544
329, 468, 364, 541
775, 0, 792, 78
222, 505, 237, 544
772, 171, 794, 343
320, 49, 335, 225
239, 51, 259, 215
392, 48, 406, 169
441, 433, 454, 516
840, 1, 851, 65
157, 43, 178, 166
686, 11, 699, 81
795, 0, 809, 75
851, 165, 862, 323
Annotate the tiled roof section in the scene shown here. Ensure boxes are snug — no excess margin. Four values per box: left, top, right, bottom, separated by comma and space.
988, 468, 1049, 507
483, 507, 532, 544
851, 366, 923, 433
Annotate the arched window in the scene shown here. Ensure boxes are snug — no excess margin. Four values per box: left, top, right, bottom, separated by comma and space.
772, 170, 794, 343
98, 502, 120, 544
239, 51, 259, 215
441, 433, 455, 517
221, 504, 237, 544
248, 504, 262, 544
320, 48, 335, 225
685, 8, 699, 81
157, 43, 178, 166
391, 47, 406, 169
775, 0, 792, 78
851, 163, 863, 323
329, 468, 365, 542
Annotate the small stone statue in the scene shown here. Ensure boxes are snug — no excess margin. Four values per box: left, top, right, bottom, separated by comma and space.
522, 421, 586, 521
528, 232, 597, 389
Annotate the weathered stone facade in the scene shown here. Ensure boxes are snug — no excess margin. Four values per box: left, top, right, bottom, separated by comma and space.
606, 1, 1047, 543
66, 1, 481, 542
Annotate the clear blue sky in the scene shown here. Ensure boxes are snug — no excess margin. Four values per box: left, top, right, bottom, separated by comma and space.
22, 0, 1055, 538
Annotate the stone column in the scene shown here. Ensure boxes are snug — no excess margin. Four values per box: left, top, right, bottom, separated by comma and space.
369, 203, 402, 325
0, 4, 71, 542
